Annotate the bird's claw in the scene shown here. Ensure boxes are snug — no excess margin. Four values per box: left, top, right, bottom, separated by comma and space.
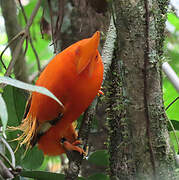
62, 139, 86, 155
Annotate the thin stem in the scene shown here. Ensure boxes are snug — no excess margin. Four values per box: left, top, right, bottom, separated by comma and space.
0, 159, 14, 179
18, 0, 41, 71
0, 137, 15, 168
165, 96, 179, 111
165, 97, 179, 153
0, 31, 25, 71
168, 119, 179, 153
0, 141, 15, 171
4, 0, 42, 77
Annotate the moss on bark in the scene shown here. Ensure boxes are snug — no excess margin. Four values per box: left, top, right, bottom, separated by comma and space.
105, 0, 176, 179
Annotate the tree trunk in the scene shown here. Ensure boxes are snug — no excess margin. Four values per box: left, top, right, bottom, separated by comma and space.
106, 0, 176, 179
1, 0, 28, 82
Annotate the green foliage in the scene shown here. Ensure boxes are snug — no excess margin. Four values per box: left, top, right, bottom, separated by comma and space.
1, 85, 45, 169
20, 170, 65, 180
2, 85, 27, 165
18, 0, 52, 73
168, 13, 179, 31
0, 93, 8, 133
87, 173, 110, 180
22, 147, 44, 169
168, 120, 179, 131
2, 85, 27, 127
164, 12, 179, 154
0, 76, 63, 107
88, 150, 109, 167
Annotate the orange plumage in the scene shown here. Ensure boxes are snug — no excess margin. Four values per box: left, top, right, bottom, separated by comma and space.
15, 31, 103, 156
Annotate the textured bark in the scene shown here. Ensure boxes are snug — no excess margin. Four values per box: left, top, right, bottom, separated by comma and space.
106, 0, 176, 179
0, 0, 28, 82
61, 0, 110, 50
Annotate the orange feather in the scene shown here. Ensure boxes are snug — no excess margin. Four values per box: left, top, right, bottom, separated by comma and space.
15, 31, 104, 156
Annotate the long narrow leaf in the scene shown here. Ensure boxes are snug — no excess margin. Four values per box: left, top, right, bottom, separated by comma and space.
0, 94, 8, 132
20, 170, 65, 180
0, 76, 64, 107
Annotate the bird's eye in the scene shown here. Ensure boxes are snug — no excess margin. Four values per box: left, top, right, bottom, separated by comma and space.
95, 54, 98, 61
60, 137, 67, 143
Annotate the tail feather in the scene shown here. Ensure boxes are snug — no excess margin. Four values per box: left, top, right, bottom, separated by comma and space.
10, 113, 38, 150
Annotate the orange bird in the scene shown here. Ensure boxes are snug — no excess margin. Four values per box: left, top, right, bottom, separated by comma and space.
15, 31, 104, 156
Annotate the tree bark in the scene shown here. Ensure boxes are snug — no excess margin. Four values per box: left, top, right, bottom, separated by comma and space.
106, 0, 176, 179
1, 0, 28, 82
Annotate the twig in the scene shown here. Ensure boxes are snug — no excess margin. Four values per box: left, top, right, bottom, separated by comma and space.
0, 159, 14, 179
78, 99, 98, 148
162, 62, 179, 93
18, 0, 41, 71
0, 137, 15, 168
40, 10, 45, 39
0, 146, 15, 172
0, 31, 25, 71
165, 97, 179, 153
4, 0, 42, 77
4, 36, 26, 77
0, 152, 14, 170
64, 99, 98, 180
23, 36, 29, 58
167, 119, 179, 153
165, 96, 179, 111
48, 0, 57, 53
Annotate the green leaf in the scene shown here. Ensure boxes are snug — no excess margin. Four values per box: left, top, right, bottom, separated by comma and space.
168, 13, 179, 31
2, 86, 27, 127
2, 86, 43, 168
170, 131, 179, 152
2, 86, 27, 164
88, 150, 109, 167
20, 170, 65, 180
78, 177, 86, 180
0, 94, 8, 133
87, 173, 110, 180
168, 120, 179, 131
0, 76, 63, 107
22, 146, 44, 169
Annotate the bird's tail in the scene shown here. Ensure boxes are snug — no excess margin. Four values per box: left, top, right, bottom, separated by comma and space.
9, 113, 38, 151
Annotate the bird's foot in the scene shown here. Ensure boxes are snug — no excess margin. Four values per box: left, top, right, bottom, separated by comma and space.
61, 139, 86, 155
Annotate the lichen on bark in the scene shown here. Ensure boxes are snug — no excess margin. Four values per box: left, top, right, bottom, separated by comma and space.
105, 0, 176, 179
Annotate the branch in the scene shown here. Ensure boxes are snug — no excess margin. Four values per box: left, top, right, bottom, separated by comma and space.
4, 37, 26, 77
0, 138, 15, 171
0, 137, 15, 168
101, 16, 116, 82
64, 100, 97, 180
0, 31, 25, 71
18, 0, 41, 71
64, 16, 117, 179
47, 0, 57, 53
162, 62, 179, 93
4, 0, 42, 77
0, 159, 14, 180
